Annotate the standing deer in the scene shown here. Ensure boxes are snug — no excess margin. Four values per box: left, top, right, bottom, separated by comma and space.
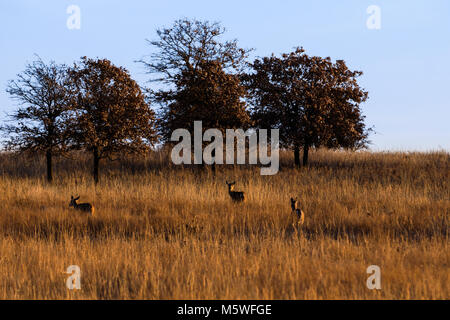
290, 197, 305, 227
226, 181, 245, 202
69, 195, 95, 216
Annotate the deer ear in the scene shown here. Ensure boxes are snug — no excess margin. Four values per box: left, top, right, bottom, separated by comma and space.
75, 196, 80, 201
71, 196, 74, 200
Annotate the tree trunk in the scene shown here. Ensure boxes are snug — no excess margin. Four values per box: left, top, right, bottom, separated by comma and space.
46, 149, 53, 183
303, 144, 310, 166
294, 145, 300, 168
211, 148, 216, 177
93, 147, 100, 184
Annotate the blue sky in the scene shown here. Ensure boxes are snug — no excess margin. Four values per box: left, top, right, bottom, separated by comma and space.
1, 0, 449, 151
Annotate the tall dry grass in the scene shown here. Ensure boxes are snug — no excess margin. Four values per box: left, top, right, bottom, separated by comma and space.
0, 149, 448, 299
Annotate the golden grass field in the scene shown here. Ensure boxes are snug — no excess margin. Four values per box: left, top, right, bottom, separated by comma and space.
0, 149, 448, 299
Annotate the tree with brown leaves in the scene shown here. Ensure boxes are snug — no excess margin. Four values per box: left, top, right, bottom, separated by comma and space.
2, 58, 72, 182
158, 60, 252, 173
243, 48, 370, 167
140, 19, 252, 171
68, 57, 158, 183
158, 60, 252, 141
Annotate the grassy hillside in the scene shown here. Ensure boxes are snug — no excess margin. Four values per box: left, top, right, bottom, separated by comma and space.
0, 149, 448, 299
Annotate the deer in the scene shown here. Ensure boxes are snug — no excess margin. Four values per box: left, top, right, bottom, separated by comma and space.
226, 181, 245, 202
69, 195, 95, 216
290, 197, 305, 228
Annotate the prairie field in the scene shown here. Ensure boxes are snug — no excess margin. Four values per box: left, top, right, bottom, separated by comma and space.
0, 149, 448, 299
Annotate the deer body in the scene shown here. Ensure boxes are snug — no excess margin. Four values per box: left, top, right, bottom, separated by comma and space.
226, 181, 245, 202
290, 197, 305, 227
69, 196, 94, 216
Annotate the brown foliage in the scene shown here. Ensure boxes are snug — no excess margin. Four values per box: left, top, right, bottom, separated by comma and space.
243, 48, 370, 166
158, 60, 252, 141
68, 57, 158, 183
140, 18, 252, 142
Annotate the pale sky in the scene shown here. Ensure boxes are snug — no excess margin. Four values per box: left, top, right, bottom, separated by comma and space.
1, 0, 449, 151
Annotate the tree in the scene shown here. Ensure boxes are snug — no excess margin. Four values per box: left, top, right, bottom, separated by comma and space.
140, 18, 253, 170
2, 57, 71, 182
158, 59, 252, 141
243, 48, 370, 167
68, 57, 158, 183
158, 60, 252, 173
138, 18, 250, 83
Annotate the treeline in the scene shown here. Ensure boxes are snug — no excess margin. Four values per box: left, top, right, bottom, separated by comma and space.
1, 19, 370, 183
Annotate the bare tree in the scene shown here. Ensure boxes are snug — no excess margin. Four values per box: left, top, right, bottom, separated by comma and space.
2, 57, 71, 182
138, 18, 251, 83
